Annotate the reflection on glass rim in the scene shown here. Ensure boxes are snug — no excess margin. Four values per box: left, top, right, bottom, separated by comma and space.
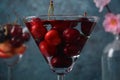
25, 15, 99, 22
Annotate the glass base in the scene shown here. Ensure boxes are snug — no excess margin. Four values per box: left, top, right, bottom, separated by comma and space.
47, 55, 79, 74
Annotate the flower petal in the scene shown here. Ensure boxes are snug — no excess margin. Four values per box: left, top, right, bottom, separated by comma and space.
93, 0, 111, 12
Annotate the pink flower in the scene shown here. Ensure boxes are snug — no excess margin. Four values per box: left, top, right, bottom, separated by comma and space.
103, 13, 120, 34
93, 0, 111, 12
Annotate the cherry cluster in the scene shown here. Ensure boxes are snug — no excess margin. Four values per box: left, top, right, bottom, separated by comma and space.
25, 17, 95, 68
0, 24, 30, 58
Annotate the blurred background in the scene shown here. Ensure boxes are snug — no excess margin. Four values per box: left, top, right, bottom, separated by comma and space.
0, 0, 120, 80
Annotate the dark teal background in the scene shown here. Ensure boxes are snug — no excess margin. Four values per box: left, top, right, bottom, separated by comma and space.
0, 0, 120, 80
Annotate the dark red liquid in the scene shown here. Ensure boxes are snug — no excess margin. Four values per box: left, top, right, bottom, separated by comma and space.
25, 17, 96, 68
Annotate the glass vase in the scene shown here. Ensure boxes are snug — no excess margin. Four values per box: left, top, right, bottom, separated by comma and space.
102, 35, 120, 80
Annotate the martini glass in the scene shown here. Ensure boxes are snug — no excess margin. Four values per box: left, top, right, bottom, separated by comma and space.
2, 54, 23, 80
0, 24, 30, 80
25, 15, 98, 80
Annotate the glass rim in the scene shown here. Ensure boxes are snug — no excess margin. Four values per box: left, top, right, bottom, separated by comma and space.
25, 15, 99, 22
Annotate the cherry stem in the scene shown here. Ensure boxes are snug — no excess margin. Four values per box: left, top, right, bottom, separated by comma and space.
83, 12, 87, 17
7, 14, 11, 24
13, 11, 19, 24
105, 5, 112, 13
12, 10, 23, 25
48, 0, 54, 20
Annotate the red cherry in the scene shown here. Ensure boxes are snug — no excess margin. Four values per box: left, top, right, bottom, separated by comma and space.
75, 34, 88, 50
10, 37, 24, 47
22, 32, 30, 41
10, 25, 22, 37
51, 20, 78, 33
51, 55, 72, 68
25, 17, 43, 32
51, 20, 69, 33
63, 28, 80, 43
64, 44, 80, 57
45, 30, 61, 46
31, 17, 42, 26
31, 25, 47, 40
81, 18, 95, 36
39, 41, 57, 57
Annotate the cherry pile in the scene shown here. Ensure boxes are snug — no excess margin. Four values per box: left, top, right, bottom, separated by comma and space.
25, 17, 95, 68
0, 24, 30, 58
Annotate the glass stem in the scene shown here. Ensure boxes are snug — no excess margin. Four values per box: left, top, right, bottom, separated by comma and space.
57, 74, 64, 80
8, 66, 13, 80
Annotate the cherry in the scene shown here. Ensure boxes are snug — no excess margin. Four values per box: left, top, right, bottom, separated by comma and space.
51, 20, 69, 33
39, 41, 57, 57
64, 44, 80, 57
51, 55, 72, 68
0, 21, 30, 59
26, 17, 47, 41
51, 20, 69, 34
10, 37, 24, 47
31, 25, 47, 40
51, 20, 78, 33
31, 17, 42, 26
10, 24, 22, 37
81, 18, 95, 36
65, 34, 88, 54
22, 32, 30, 42
76, 34, 88, 50
63, 28, 80, 43
45, 29, 61, 46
